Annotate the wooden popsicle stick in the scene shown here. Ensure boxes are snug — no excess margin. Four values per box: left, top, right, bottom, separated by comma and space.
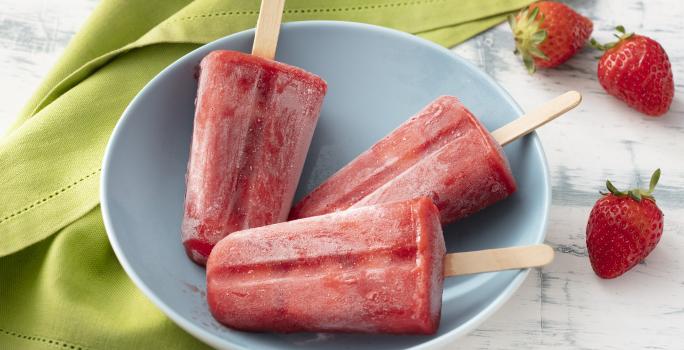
491, 91, 582, 146
444, 244, 554, 277
252, 0, 286, 60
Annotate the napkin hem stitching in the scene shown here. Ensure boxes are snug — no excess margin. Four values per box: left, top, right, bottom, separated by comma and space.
0, 169, 101, 225
169, 0, 445, 22
0, 327, 88, 349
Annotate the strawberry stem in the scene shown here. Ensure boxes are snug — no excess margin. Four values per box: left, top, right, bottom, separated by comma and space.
590, 25, 634, 53
602, 168, 662, 202
605, 180, 624, 196
508, 7, 549, 74
649, 168, 661, 193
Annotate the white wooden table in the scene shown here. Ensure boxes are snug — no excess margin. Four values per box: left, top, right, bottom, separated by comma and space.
1, 0, 682, 349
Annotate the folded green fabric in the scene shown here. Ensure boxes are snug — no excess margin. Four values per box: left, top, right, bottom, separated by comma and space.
0, 0, 531, 348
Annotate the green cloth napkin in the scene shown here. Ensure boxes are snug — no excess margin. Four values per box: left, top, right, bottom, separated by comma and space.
0, 0, 532, 348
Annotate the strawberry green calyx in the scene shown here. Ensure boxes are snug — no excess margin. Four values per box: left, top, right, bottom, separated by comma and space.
590, 25, 634, 52
603, 168, 661, 202
508, 7, 549, 74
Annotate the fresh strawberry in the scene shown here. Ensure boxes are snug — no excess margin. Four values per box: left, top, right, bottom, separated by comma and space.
509, 1, 593, 73
591, 27, 674, 116
586, 169, 664, 279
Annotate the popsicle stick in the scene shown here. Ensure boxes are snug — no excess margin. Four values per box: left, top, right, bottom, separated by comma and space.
491, 91, 582, 146
444, 244, 554, 277
252, 0, 286, 60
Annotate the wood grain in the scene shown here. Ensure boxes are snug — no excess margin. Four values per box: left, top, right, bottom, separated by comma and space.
0, 0, 682, 349
0, 0, 98, 133
492, 91, 581, 146
252, 0, 286, 60
444, 244, 554, 277
452, 1, 684, 348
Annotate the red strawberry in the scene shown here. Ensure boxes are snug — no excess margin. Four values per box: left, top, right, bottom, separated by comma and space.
586, 169, 664, 279
509, 1, 593, 73
591, 27, 674, 116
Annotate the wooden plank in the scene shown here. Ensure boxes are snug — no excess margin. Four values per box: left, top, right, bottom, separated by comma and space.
453, 0, 684, 348
0, 0, 98, 132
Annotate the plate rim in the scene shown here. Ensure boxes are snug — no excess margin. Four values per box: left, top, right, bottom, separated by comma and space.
101, 20, 551, 350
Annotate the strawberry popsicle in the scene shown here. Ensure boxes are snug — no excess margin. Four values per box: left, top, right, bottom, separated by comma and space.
182, 50, 327, 265
290, 96, 516, 224
206, 197, 446, 334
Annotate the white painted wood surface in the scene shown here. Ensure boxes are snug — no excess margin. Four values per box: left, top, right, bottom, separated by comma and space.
0, 0, 682, 349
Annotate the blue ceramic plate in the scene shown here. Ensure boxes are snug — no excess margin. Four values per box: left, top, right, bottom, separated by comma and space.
101, 21, 550, 350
